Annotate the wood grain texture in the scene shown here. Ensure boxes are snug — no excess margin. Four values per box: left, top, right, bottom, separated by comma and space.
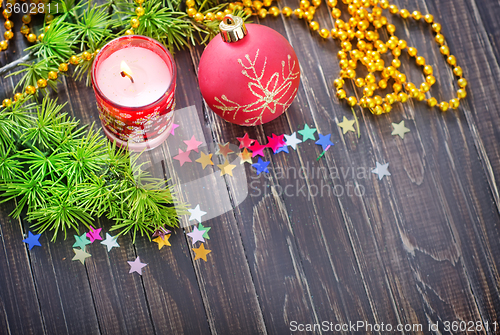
1, 0, 500, 334
0, 201, 45, 335
158, 48, 267, 335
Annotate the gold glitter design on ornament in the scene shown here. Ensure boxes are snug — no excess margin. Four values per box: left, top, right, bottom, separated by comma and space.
213, 49, 299, 125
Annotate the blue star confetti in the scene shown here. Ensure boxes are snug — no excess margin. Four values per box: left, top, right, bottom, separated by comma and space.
252, 158, 271, 175
23, 231, 41, 250
315, 134, 334, 151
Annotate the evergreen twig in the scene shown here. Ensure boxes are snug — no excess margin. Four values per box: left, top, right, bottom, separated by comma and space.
0, 0, 247, 241
0, 97, 185, 242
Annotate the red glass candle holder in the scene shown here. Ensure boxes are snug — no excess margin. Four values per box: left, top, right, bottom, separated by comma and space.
91, 35, 176, 151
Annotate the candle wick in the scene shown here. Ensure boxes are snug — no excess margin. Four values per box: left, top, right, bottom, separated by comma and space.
120, 71, 134, 83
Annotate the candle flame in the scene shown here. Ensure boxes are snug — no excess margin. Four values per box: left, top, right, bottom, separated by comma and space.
120, 61, 133, 76
120, 61, 134, 83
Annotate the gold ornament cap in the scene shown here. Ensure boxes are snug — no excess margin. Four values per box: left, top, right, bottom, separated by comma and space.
219, 15, 247, 43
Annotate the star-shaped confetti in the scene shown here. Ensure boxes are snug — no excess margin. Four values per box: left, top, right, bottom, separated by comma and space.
173, 148, 192, 166
101, 233, 120, 252
338, 116, 356, 134
23, 231, 41, 250
72, 248, 91, 264
284, 132, 302, 150
315, 133, 334, 151
198, 223, 211, 239
238, 148, 253, 164
298, 124, 317, 141
86, 226, 102, 243
193, 243, 211, 261
252, 157, 271, 175
73, 233, 91, 250
249, 142, 266, 157
237, 133, 255, 149
266, 133, 286, 153
216, 142, 234, 159
391, 120, 410, 139
152, 227, 172, 239
153, 234, 171, 249
188, 204, 207, 223
196, 151, 214, 169
217, 160, 236, 176
275, 145, 289, 154
169, 123, 179, 135
184, 135, 203, 152
371, 162, 391, 180
128, 256, 147, 275
187, 226, 205, 245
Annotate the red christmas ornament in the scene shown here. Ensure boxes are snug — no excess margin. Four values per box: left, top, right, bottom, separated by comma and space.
198, 15, 300, 126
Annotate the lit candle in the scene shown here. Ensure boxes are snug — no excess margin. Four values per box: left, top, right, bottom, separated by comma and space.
91, 36, 176, 151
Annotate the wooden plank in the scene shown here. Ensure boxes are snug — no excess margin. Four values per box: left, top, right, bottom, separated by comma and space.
0, 34, 47, 334
419, 0, 500, 212
58, 71, 157, 334
81, 218, 156, 335
189, 42, 327, 332
0, 24, 101, 334
189, 16, 383, 334
259, 8, 409, 328
153, 48, 267, 334
126, 51, 213, 335
393, 0, 500, 324
22, 220, 102, 335
0, 200, 46, 335
285, 0, 500, 330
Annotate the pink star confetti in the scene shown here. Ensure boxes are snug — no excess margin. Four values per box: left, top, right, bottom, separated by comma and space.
128, 256, 147, 275
173, 148, 192, 166
169, 123, 180, 135
266, 133, 285, 153
86, 226, 102, 243
237, 133, 256, 149
187, 226, 206, 245
249, 142, 267, 158
184, 135, 203, 152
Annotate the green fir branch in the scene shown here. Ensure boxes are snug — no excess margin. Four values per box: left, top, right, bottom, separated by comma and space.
71, 2, 115, 50
6, 58, 59, 94
63, 125, 107, 184
0, 148, 23, 181
28, 190, 94, 241
20, 146, 69, 181
0, 170, 50, 218
0, 0, 236, 242
26, 16, 76, 62
19, 97, 73, 151
132, 0, 193, 51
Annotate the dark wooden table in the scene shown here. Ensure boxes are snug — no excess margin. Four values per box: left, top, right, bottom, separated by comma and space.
2, 0, 500, 334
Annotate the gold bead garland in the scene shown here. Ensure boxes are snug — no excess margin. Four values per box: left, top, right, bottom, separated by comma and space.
184, 0, 467, 114
0, 48, 97, 108
2, 0, 467, 115
1, 0, 54, 53
1, 0, 145, 107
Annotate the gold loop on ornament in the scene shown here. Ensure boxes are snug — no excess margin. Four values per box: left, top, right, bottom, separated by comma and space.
219, 14, 247, 43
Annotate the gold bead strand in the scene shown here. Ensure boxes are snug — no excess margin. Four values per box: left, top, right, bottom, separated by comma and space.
2, 4, 13, 51
21, 10, 35, 43
429, 17, 466, 109
383, 2, 466, 111
7, 58, 75, 105
126, 0, 144, 35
